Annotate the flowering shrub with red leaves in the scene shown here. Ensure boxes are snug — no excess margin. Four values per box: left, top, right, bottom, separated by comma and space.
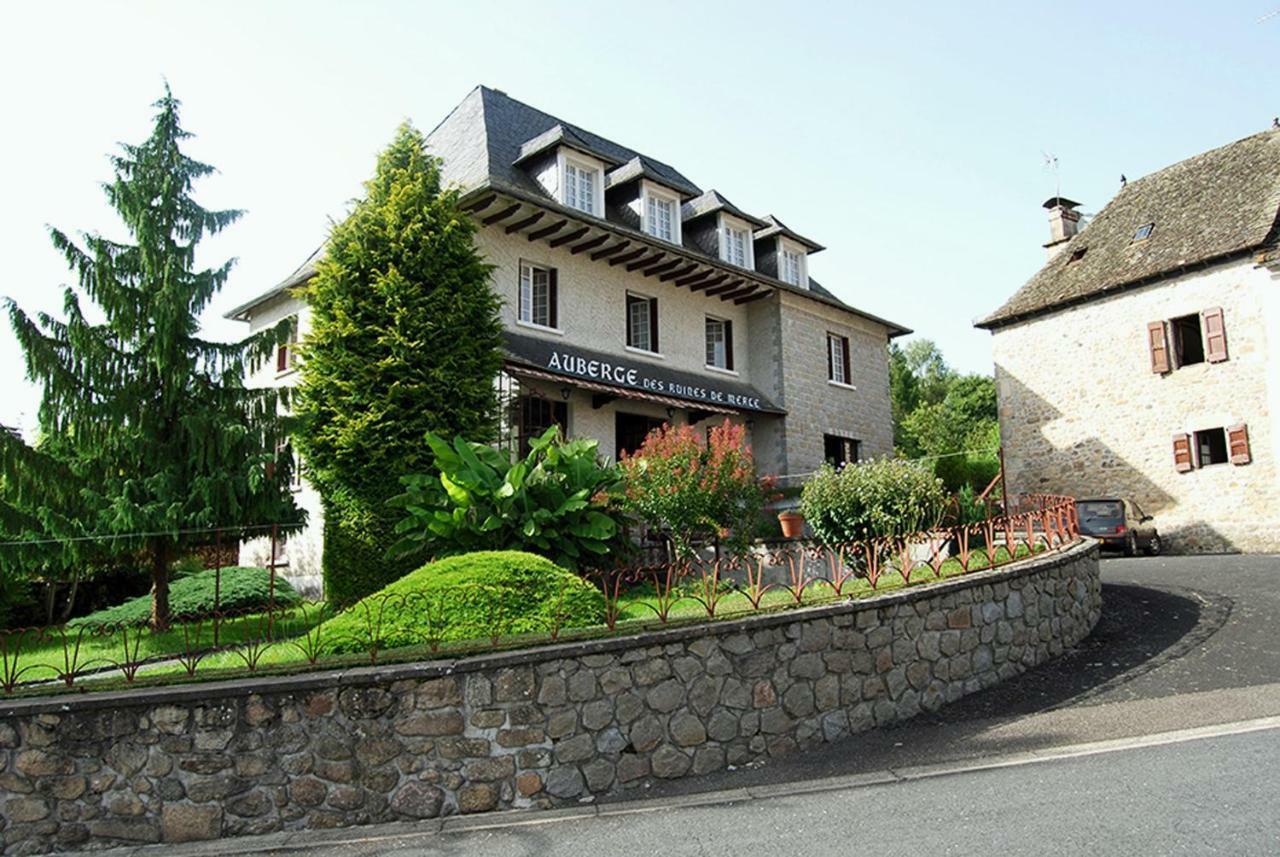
619, 420, 776, 559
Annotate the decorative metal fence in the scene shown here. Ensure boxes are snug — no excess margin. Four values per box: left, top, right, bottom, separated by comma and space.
0, 494, 1079, 697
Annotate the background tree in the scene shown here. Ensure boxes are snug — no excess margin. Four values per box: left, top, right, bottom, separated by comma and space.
294, 123, 504, 603
889, 339, 1000, 493
3, 88, 300, 630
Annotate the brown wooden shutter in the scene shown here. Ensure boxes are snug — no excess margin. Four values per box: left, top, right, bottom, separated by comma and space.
1172, 433, 1193, 472
1202, 307, 1228, 363
649, 297, 659, 352
625, 294, 636, 348
548, 268, 558, 329
826, 335, 834, 380
724, 320, 734, 370
1227, 423, 1251, 465
1147, 321, 1170, 374
841, 336, 851, 384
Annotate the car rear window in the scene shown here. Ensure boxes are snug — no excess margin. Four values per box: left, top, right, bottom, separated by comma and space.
1077, 501, 1123, 522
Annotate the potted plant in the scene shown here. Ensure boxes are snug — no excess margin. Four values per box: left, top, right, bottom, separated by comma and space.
777, 509, 805, 539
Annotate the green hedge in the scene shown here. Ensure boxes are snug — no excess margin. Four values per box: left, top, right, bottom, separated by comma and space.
321, 497, 417, 606
315, 550, 604, 656
71, 566, 300, 627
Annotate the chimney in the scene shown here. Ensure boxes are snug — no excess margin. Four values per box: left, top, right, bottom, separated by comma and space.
1043, 196, 1082, 260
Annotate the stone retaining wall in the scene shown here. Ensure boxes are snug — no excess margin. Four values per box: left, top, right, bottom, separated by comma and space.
0, 540, 1100, 854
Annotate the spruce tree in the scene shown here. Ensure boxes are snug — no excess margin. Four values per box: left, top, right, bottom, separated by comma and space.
295, 123, 504, 603
3, 87, 300, 630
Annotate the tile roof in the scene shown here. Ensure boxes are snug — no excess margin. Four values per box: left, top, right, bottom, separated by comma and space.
978, 128, 1280, 329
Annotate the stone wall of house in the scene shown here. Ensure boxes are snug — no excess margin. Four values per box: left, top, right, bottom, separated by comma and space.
0, 541, 1098, 855
990, 257, 1280, 553
776, 291, 896, 475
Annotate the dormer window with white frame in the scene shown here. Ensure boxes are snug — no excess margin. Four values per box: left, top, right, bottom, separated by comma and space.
719, 214, 755, 269
561, 151, 604, 216
779, 238, 807, 288
641, 182, 681, 244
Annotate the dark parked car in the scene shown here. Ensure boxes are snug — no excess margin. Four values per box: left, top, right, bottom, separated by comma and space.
1075, 498, 1161, 556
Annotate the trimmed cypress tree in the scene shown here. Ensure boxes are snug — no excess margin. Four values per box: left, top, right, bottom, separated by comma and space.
3, 87, 301, 630
294, 123, 504, 603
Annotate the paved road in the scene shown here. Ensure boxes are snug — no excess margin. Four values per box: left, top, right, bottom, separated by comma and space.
107, 553, 1280, 856
238, 723, 1280, 857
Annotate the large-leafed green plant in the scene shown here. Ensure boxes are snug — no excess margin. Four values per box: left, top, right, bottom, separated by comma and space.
388, 428, 624, 570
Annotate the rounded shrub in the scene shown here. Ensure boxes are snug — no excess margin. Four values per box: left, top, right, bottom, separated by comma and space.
799, 458, 947, 544
315, 550, 604, 655
71, 566, 300, 627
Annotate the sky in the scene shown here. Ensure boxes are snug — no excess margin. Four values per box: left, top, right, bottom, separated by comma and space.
2, 0, 1277, 436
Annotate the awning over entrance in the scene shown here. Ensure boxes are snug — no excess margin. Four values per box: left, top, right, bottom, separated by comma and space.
503, 331, 785, 415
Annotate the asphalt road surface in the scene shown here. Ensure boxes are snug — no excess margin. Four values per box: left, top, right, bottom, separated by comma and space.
97, 553, 1280, 857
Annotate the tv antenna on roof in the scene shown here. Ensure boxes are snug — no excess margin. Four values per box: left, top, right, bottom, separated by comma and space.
1042, 151, 1061, 198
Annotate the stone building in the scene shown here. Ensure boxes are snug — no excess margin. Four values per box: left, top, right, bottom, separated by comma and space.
226, 86, 907, 592
977, 128, 1280, 552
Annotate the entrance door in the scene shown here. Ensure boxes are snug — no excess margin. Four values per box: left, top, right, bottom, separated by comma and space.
519, 396, 567, 455
615, 411, 666, 458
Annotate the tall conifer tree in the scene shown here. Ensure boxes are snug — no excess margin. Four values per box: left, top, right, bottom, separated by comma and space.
4, 87, 300, 629
295, 124, 504, 603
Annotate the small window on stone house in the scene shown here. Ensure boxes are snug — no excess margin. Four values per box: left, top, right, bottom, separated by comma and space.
1171, 314, 1204, 366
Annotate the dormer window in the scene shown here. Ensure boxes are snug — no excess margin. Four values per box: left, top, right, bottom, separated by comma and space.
564, 158, 600, 215
643, 186, 679, 243
719, 215, 754, 269
779, 240, 807, 287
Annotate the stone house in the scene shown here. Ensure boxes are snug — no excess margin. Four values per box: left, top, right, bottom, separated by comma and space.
226, 86, 907, 593
977, 128, 1280, 552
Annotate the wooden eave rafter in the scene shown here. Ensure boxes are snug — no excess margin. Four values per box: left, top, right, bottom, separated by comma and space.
626, 252, 667, 272
527, 219, 569, 241
570, 235, 610, 255
505, 211, 544, 234
642, 258, 682, 277
687, 274, 726, 292
610, 247, 649, 267
482, 203, 521, 225
548, 226, 590, 248
660, 263, 699, 282
591, 240, 631, 261
703, 279, 745, 297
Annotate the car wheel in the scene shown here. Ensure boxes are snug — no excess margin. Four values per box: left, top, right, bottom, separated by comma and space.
1124, 533, 1137, 557
1145, 534, 1162, 556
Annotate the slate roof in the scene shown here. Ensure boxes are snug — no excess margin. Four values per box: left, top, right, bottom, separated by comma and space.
978, 128, 1280, 329
605, 156, 700, 198
680, 189, 767, 228
754, 214, 825, 253
227, 86, 906, 332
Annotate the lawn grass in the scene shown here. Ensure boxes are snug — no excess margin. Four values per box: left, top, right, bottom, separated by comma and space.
0, 540, 1049, 696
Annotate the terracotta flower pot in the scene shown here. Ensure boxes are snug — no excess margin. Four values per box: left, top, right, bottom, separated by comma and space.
778, 511, 805, 539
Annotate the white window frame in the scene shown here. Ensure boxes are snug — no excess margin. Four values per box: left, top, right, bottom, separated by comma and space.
718, 213, 755, 269
704, 315, 735, 374
828, 333, 855, 389
559, 150, 604, 216
625, 290, 659, 356
640, 180, 682, 245
778, 237, 808, 288
518, 260, 559, 332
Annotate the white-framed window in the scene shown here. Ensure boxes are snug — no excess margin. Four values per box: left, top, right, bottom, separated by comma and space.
642, 183, 680, 244
827, 333, 851, 386
705, 316, 734, 370
719, 215, 754, 269
518, 261, 557, 329
626, 292, 658, 353
275, 315, 299, 375
779, 240, 807, 287
564, 157, 600, 215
